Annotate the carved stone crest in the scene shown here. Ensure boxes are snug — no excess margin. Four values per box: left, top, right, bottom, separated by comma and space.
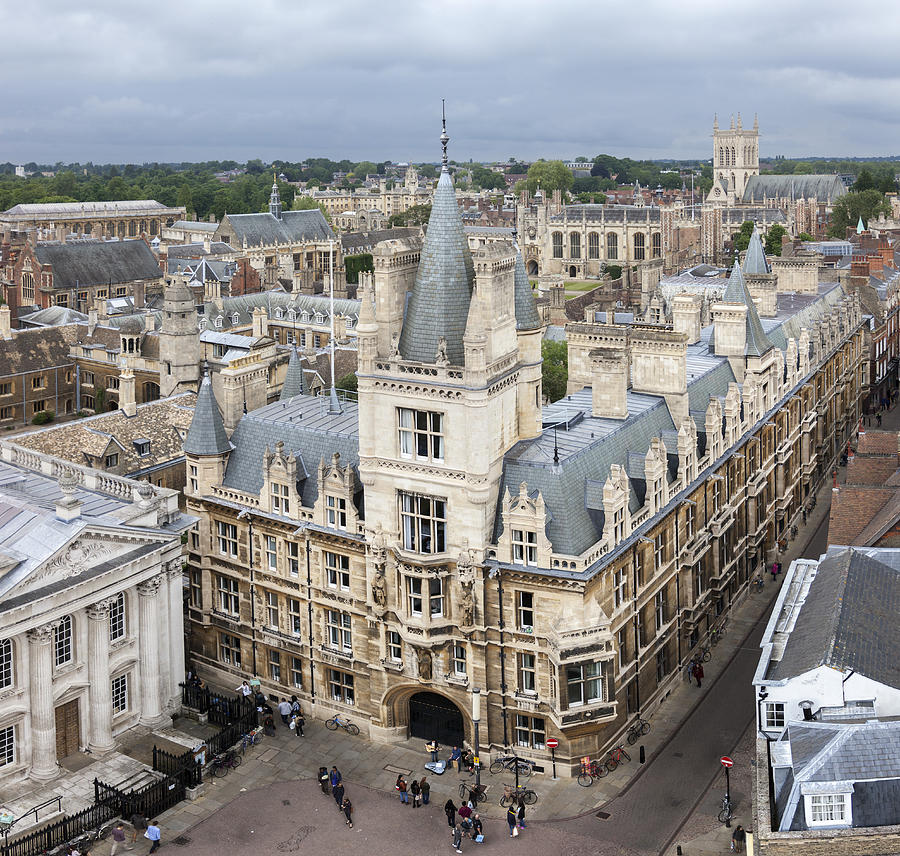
40, 539, 112, 580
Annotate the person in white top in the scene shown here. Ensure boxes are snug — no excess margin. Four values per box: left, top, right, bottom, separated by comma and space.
236, 680, 252, 697
277, 698, 292, 724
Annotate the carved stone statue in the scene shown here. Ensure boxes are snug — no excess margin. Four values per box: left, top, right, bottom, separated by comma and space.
371, 572, 386, 609
460, 580, 475, 627
390, 331, 401, 358
435, 336, 450, 366
417, 648, 432, 681
370, 522, 387, 566
456, 540, 476, 586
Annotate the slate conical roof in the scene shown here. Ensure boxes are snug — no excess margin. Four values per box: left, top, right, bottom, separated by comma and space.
280, 346, 307, 400
722, 261, 774, 357
743, 227, 769, 275
514, 250, 541, 331
398, 152, 474, 365
184, 374, 232, 455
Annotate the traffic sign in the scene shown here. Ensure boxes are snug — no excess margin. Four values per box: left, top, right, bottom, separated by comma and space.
720, 756, 734, 768
546, 738, 559, 749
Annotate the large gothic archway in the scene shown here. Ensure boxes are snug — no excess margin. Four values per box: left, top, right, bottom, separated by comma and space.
408, 692, 464, 745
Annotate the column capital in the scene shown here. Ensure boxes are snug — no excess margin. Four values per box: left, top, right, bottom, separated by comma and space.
27, 623, 57, 644
87, 597, 118, 620
164, 559, 183, 578
137, 575, 163, 598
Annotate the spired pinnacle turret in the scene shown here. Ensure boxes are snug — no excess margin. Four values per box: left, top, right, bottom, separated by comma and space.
397, 104, 475, 365
269, 172, 283, 221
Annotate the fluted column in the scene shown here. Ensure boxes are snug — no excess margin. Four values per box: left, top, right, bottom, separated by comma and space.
27, 624, 59, 781
87, 599, 116, 753
165, 561, 185, 708
137, 576, 165, 724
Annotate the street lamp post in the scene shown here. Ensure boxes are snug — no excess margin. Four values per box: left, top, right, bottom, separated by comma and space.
472, 687, 482, 790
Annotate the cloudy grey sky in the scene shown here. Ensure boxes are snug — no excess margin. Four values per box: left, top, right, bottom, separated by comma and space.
5, 0, 900, 165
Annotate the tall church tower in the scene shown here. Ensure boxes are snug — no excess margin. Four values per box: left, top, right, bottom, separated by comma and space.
158, 281, 200, 397
707, 113, 759, 204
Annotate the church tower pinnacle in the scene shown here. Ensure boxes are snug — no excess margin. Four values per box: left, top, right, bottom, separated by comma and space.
269, 173, 283, 220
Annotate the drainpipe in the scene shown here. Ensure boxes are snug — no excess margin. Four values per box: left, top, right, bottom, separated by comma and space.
237, 511, 258, 676
305, 535, 316, 702
491, 568, 509, 747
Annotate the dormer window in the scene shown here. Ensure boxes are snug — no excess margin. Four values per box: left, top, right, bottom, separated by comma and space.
199, 319, 208, 330
301, 311, 310, 322
271, 482, 290, 515
315, 313, 324, 324
214, 316, 223, 328
232, 313, 239, 324
805, 793, 850, 827
511, 529, 537, 566
275, 308, 283, 320
133, 439, 150, 457
287, 310, 295, 321
326, 495, 347, 530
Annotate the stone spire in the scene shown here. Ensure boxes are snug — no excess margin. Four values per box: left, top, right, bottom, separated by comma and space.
743, 226, 769, 274
184, 373, 232, 455
722, 261, 774, 357
269, 173, 283, 220
397, 108, 474, 365
280, 345, 307, 400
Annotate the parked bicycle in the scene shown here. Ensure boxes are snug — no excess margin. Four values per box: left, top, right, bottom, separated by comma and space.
709, 619, 728, 646
209, 749, 242, 777
603, 744, 631, 771
750, 575, 765, 592
325, 714, 360, 736
69, 819, 116, 853
240, 726, 263, 753
489, 753, 533, 778
625, 716, 651, 745
459, 781, 488, 805
577, 757, 608, 786
499, 783, 537, 807
718, 795, 734, 824
698, 644, 712, 663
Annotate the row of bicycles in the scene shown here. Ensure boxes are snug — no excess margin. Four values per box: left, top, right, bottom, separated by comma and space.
576, 716, 651, 787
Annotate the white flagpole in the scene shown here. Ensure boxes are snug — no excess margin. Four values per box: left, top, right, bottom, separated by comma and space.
329, 239, 336, 393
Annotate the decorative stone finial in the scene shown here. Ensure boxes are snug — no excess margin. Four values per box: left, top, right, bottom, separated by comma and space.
440, 99, 449, 171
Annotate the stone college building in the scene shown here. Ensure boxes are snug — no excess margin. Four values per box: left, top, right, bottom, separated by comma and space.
183, 121, 865, 776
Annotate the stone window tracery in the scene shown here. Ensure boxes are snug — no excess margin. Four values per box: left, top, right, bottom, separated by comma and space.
552, 232, 563, 259
570, 232, 581, 259
607, 233, 618, 260
588, 232, 600, 259
634, 232, 645, 261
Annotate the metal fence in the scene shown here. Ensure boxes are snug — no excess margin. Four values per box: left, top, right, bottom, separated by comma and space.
94, 771, 187, 821
151, 746, 203, 788
207, 701, 258, 757
1, 802, 117, 856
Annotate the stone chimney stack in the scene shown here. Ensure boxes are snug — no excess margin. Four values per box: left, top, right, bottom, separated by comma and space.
203, 235, 211, 254
252, 306, 269, 339
591, 348, 629, 419
671, 293, 701, 344
712, 303, 747, 357
119, 362, 137, 417
0, 305, 11, 340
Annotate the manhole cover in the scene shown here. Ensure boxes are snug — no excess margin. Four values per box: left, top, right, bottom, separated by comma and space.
172, 836, 191, 846
384, 764, 412, 776
282, 799, 291, 805
595, 811, 611, 819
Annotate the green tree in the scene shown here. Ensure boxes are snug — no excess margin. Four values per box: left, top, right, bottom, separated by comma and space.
854, 169, 876, 192
389, 203, 431, 227
605, 264, 622, 281
541, 340, 568, 403
335, 372, 358, 393
344, 253, 373, 284
351, 161, 377, 179
797, 232, 814, 242
828, 190, 891, 237
524, 160, 573, 196
470, 165, 505, 191
731, 220, 755, 253
764, 224, 787, 256
292, 195, 331, 223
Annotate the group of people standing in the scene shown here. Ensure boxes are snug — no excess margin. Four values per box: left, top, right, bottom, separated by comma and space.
443, 799, 485, 851
395, 773, 430, 806
319, 766, 353, 828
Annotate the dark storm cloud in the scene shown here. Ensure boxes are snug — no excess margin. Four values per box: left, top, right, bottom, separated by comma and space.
4, 0, 900, 163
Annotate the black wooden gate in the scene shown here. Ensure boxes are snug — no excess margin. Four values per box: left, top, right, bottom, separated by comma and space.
408, 692, 464, 745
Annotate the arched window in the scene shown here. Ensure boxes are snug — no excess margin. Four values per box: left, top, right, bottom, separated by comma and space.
607, 233, 618, 260
128, 221, 138, 238
109, 593, 126, 642
634, 232, 645, 261
107, 222, 116, 237
588, 232, 600, 259
652, 233, 662, 258
22, 272, 34, 302
731, 146, 736, 166
54, 616, 73, 667
552, 232, 563, 259
143, 382, 160, 402
570, 232, 581, 259
149, 219, 158, 236
719, 146, 724, 166
117, 222, 126, 238
139, 220, 147, 234
0, 638, 11, 688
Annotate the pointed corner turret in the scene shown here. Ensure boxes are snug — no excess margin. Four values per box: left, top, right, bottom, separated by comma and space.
184, 372, 233, 456
280, 346, 307, 400
721, 261, 774, 357
514, 250, 541, 331
743, 226, 769, 275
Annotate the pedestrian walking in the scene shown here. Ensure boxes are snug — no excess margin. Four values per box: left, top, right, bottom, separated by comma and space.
450, 745, 463, 773
330, 766, 343, 788
144, 820, 161, 855
444, 798, 457, 829
692, 659, 704, 688
731, 825, 746, 853
277, 697, 292, 725
235, 680, 252, 697
420, 776, 430, 805
318, 766, 330, 795
410, 777, 422, 807
332, 780, 345, 810
451, 824, 463, 854
129, 813, 147, 845
506, 805, 517, 837
110, 824, 132, 856
290, 712, 305, 737
472, 814, 483, 842
341, 797, 353, 829
517, 800, 526, 829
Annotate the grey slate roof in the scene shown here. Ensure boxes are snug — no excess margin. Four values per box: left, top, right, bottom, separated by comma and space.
550, 205, 661, 224
743, 228, 769, 274
768, 548, 900, 687
218, 209, 334, 247
743, 174, 848, 204
280, 346, 308, 399
340, 227, 419, 253
514, 250, 542, 331
34, 240, 163, 289
721, 262, 774, 357
398, 168, 474, 365
183, 375, 233, 456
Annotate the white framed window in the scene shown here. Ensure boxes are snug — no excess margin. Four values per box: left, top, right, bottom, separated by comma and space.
111, 673, 128, 714
398, 408, 444, 462
519, 652, 536, 694
0, 725, 13, 767
452, 643, 467, 676
265, 591, 279, 629
189, 570, 202, 608
290, 656, 303, 689
515, 714, 545, 749
287, 541, 299, 577
217, 575, 239, 615
328, 668, 354, 705
266, 536, 277, 570
655, 590, 666, 630
806, 793, 849, 826
220, 633, 241, 667
613, 506, 625, 542
325, 552, 350, 591
685, 505, 695, 539
271, 483, 290, 514
109, 593, 126, 642
189, 464, 198, 493
654, 531, 666, 569
216, 521, 238, 557
326, 495, 347, 530
399, 492, 446, 554
0, 639, 12, 688
764, 701, 785, 730
617, 628, 627, 670
268, 649, 281, 683
512, 529, 537, 566
614, 567, 628, 609
54, 616, 73, 667
326, 610, 352, 653
566, 661, 605, 707
429, 577, 444, 617
517, 591, 534, 630
288, 598, 302, 637
387, 630, 402, 662
407, 577, 423, 616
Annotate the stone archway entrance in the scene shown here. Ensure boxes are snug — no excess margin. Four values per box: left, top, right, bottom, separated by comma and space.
569, 265, 577, 278
408, 692, 464, 746
526, 259, 538, 277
